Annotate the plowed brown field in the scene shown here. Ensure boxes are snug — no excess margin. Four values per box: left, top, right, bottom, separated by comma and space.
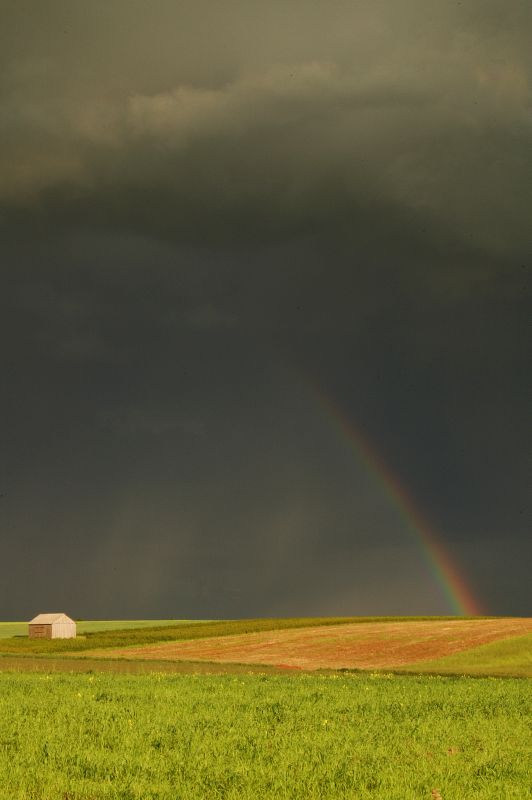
82, 617, 532, 670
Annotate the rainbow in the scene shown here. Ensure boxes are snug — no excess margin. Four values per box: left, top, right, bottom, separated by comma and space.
310, 383, 482, 615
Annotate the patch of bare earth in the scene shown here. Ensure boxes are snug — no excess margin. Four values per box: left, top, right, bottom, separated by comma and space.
81, 618, 532, 670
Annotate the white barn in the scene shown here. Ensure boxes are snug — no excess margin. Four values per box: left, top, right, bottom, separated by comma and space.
28, 613, 76, 639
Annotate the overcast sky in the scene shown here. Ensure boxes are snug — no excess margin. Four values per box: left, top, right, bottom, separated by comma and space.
1, 1, 530, 619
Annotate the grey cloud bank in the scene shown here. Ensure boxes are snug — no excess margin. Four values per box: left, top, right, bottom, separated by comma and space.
0, 1, 530, 618
2, 2, 531, 256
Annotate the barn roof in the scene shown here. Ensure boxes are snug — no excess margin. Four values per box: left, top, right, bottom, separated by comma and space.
29, 613, 75, 625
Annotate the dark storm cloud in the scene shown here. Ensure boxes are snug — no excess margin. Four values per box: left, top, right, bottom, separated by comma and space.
1, 0, 531, 259
1, 1, 530, 618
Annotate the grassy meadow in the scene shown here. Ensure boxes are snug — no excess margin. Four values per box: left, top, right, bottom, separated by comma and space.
0, 616, 489, 655
401, 632, 532, 678
0, 670, 530, 800
1, 617, 530, 798
0, 618, 361, 655
0, 620, 204, 639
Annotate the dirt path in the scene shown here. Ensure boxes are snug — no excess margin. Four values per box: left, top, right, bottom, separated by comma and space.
82, 617, 532, 670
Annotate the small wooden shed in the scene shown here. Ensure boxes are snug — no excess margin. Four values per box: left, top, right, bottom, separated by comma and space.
28, 613, 76, 639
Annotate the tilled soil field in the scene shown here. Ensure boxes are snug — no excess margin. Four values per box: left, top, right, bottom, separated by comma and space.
83, 617, 532, 670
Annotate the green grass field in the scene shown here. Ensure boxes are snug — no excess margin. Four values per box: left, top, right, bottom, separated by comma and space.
400, 632, 532, 678
0, 634, 530, 679
1, 618, 530, 798
0, 616, 491, 655
1, 617, 530, 678
0, 620, 206, 639
0, 670, 529, 800
0, 617, 361, 654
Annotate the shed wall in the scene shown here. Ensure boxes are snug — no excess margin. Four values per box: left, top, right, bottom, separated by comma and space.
29, 624, 52, 639
51, 621, 76, 639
